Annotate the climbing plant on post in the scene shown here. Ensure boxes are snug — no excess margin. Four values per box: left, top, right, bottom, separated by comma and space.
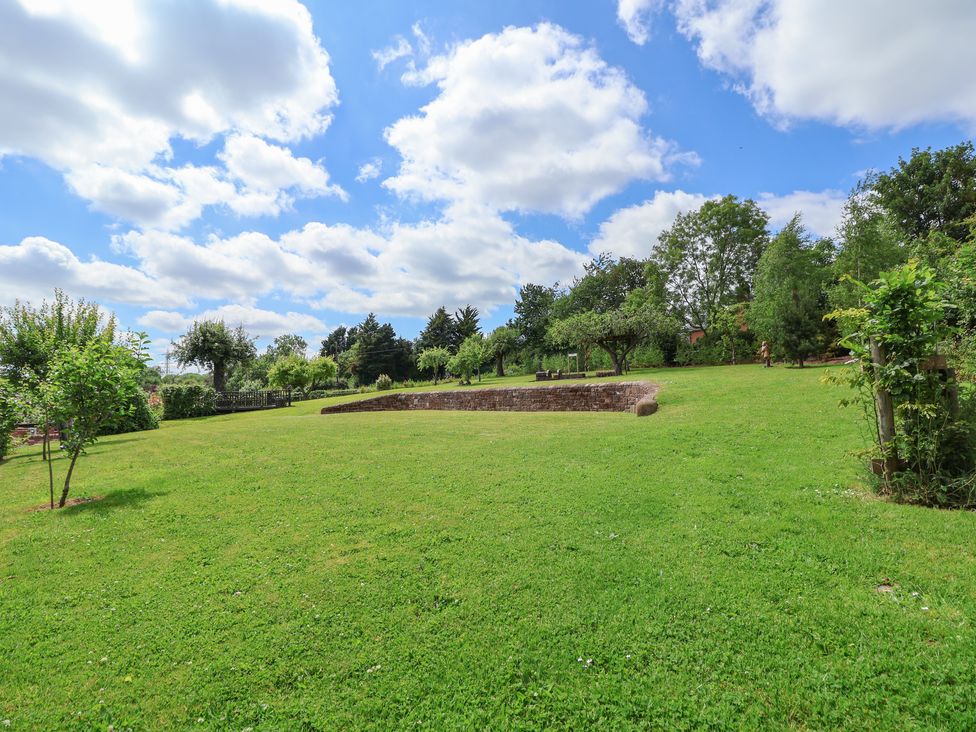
828, 262, 975, 506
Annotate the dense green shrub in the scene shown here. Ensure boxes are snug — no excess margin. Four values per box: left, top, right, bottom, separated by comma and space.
160, 384, 217, 419
629, 344, 666, 368
99, 389, 160, 435
0, 378, 20, 460
375, 374, 393, 391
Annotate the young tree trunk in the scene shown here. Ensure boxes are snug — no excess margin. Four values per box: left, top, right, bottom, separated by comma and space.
495, 353, 504, 377
48, 447, 54, 510
869, 338, 898, 488
58, 446, 82, 508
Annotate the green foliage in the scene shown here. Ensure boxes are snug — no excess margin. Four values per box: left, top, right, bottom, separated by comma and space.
346, 313, 414, 385
485, 325, 519, 376
830, 183, 907, 312
549, 305, 681, 375
514, 283, 557, 366
447, 335, 486, 384
99, 389, 160, 436
172, 320, 256, 392
44, 334, 146, 506
417, 347, 451, 383
266, 334, 308, 361
375, 374, 393, 391
268, 354, 312, 394
308, 355, 338, 387
749, 217, 832, 366
320, 326, 353, 358
0, 377, 20, 461
0, 289, 116, 385
417, 307, 457, 353
553, 254, 649, 318
828, 262, 975, 506
655, 194, 770, 331
872, 141, 976, 243
160, 384, 217, 420
452, 305, 480, 349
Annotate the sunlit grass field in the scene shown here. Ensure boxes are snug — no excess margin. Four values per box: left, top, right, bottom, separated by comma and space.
2, 365, 975, 729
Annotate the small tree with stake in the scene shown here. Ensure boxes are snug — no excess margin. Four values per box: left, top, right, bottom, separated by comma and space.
44, 334, 146, 508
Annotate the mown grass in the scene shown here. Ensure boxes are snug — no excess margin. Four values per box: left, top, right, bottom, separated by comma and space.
1, 365, 975, 729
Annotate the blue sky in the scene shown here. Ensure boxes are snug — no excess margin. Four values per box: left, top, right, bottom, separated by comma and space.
1, 0, 974, 362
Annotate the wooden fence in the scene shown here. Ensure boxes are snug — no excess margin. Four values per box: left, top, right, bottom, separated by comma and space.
215, 390, 291, 413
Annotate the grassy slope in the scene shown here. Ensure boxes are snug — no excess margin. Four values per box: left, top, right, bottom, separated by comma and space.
1, 366, 975, 730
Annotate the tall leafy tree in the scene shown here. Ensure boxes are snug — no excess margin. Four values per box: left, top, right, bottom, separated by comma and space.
749, 217, 832, 367
514, 283, 557, 369
352, 314, 413, 384
554, 254, 648, 317
417, 307, 457, 353
654, 195, 769, 332
452, 305, 481, 348
320, 326, 351, 357
485, 325, 519, 376
830, 182, 907, 311
172, 320, 256, 392
873, 141, 976, 244
267, 334, 308, 360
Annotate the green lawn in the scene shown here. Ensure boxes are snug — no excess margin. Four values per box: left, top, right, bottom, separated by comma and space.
2, 366, 975, 729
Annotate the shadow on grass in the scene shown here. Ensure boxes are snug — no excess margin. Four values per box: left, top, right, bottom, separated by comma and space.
60, 487, 166, 516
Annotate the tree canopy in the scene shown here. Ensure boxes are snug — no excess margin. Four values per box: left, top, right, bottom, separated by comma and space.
549, 305, 680, 375
172, 320, 256, 392
873, 141, 976, 244
749, 217, 833, 366
654, 195, 770, 332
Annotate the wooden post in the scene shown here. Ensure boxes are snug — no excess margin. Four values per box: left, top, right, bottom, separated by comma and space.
869, 337, 898, 489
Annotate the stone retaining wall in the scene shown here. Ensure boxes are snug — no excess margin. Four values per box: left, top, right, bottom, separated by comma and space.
320, 381, 658, 417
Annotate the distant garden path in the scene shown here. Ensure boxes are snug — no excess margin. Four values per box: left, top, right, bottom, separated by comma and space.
319, 380, 659, 417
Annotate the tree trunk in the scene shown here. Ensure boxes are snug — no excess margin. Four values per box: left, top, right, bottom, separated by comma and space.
495, 353, 504, 377
58, 446, 82, 508
608, 349, 623, 376
869, 338, 898, 489
48, 446, 54, 510
213, 362, 226, 392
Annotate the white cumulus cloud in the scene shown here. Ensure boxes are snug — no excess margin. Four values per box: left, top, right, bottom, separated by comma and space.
758, 189, 847, 238
384, 23, 696, 219
138, 305, 326, 338
0, 0, 341, 228
0, 236, 188, 308
590, 190, 715, 258
617, 0, 664, 45
674, 0, 976, 129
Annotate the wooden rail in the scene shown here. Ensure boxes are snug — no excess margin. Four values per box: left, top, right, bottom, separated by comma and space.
215, 390, 291, 413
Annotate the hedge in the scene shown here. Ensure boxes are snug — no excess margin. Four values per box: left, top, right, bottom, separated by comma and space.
160, 384, 217, 419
